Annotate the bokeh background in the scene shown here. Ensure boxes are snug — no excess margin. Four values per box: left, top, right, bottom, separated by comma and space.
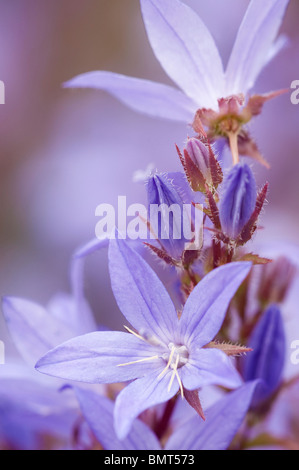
0, 0, 298, 355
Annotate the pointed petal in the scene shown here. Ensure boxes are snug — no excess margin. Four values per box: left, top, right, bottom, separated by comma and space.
64, 71, 196, 122
74, 388, 161, 450
180, 262, 252, 347
226, 0, 289, 94
114, 370, 179, 440
109, 237, 179, 344
181, 349, 242, 390
165, 380, 259, 450
140, 0, 225, 109
183, 389, 205, 420
36, 331, 161, 383
2, 297, 74, 366
266, 34, 290, 65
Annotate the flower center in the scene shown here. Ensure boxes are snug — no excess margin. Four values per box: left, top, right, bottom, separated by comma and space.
118, 327, 189, 398
157, 343, 189, 398
162, 342, 189, 370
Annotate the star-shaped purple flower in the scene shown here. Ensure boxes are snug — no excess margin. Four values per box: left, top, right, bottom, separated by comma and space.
36, 237, 251, 439
63, 0, 289, 149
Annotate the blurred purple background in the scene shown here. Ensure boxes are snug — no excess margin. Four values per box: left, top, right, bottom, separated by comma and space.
0, 0, 298, 354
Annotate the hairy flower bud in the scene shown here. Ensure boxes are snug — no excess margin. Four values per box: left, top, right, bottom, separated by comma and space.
146, 173, 192, 261
186, 138, 211, 180
219, 163, 257, 240
177, 138, 223, 193
243, 304, 286, 408
257, 256, 297, 306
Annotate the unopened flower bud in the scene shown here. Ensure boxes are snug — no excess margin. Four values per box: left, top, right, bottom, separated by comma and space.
178, 138, 222, 193
257, 256, 297, 306
243, 304, 285, 408
185, 138, 211, 181
146, 173, 191, 261
219, 163, 257, 240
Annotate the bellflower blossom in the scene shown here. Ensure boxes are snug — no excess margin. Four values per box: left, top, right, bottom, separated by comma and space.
0, 367, 80, 450
64, 0, 289, 165
0, 255, 99, 449
36, 237, 251, 439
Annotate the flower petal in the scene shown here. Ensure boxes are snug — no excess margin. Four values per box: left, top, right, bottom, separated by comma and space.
109, 237, 179, 344
2, 297, 74, 366
64, 71, 196, 122
181, 348, 242, 390
226, 0, 289, 94
36, 331, 161, 383
73, 236, 109, 260
165, 380, 259, 450
179, 262, 252, 347
140, 0, 225, 109
114, 370, 179, 440
75, 388, 161, 450
47, 292, 96, 337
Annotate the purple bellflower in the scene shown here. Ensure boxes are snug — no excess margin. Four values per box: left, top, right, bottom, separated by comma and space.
219, 163, 257, 241
0, 368, 80, 450
2, 255, 97, 367
64, 0, 289, 165
243, 304, 286, 408
0, 254, 98, 449
36, 237, 251, 439
74, 380, 258, 450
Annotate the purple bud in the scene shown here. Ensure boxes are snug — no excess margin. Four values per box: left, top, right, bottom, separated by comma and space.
243, 304, 286, 408
219, 163, 257, 239
257, 256, 297, 305
146, 172, 189, 260
185, 138, 211, 181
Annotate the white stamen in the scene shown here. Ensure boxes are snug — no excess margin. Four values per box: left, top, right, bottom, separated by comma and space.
157, 345, 175, 379
168, 353, 180, 391
117, 355, 159, 367
124, 325, 145, 342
